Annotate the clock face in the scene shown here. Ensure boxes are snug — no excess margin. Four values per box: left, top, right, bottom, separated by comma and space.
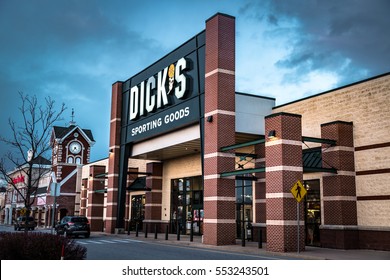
69, 142, 82, 154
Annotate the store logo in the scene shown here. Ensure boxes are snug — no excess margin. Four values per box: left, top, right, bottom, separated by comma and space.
129, 57, 188, 121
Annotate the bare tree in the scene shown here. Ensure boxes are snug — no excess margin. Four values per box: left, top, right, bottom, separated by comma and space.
0, 92, 66, 230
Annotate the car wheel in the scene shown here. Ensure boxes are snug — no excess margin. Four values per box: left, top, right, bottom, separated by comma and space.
14, 226, 17, 231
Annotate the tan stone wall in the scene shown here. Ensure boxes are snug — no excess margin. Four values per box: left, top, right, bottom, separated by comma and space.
273, 74, 390, 228
273, 75, 390, 146
161, 153, 202, 221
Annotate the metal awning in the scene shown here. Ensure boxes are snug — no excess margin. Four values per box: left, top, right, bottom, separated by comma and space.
127, 176, 151, 192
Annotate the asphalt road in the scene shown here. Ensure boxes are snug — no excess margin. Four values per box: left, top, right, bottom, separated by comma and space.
76, 235, 285, 260
0, 225, 290, 260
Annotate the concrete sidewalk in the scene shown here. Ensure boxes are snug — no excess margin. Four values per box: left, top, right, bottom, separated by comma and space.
95, 231, 390, 260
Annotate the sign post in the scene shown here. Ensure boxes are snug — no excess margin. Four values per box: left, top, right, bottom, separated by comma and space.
290, 180, 307, 253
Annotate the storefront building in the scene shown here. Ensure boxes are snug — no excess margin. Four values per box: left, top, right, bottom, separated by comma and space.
98, 13, 389, 252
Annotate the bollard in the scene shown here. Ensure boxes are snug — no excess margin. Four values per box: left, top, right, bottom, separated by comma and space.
258, 229, 262, 249
135, 223, 139, 237
127, 222, 130, 235
145, 224, 148, 238
165, 225, 169, 240
241, 226, 245, 247
190, 222, 194, 242
177, 226, 180, 241
154, 225, 158, 239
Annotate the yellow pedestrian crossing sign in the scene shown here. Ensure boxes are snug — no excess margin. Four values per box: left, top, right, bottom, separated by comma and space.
290, 180, 306, 202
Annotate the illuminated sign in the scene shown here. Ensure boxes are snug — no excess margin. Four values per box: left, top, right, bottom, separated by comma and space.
129, 57, 189, 121
123, 31, 205, 144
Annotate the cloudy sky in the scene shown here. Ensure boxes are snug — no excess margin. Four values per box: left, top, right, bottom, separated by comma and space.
0, 0, 389, 165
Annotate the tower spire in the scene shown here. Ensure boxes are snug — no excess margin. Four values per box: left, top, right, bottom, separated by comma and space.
69, 108, 76, 126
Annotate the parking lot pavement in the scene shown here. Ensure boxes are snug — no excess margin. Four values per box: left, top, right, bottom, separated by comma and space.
91, 230, 390, 260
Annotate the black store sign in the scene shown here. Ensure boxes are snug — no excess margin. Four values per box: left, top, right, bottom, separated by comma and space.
123, 32, 205, 144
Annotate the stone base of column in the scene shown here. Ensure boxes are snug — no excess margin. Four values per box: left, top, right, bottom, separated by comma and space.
203, 222, 236, 246
267, 225, 305, 252
320, 226, 359, 249
105, 220, 116, 234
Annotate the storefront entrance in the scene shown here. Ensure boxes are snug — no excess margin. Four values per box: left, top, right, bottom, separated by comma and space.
171, 176, 203, 235
130, 195, 145, 231
304, 180, 321, 246
235, 176, 253, 239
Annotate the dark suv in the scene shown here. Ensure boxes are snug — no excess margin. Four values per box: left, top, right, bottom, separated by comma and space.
55, 216, 90, 238
14, 216, 37, 231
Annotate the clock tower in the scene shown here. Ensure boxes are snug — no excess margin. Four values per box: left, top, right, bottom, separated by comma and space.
47, 118, 95, 223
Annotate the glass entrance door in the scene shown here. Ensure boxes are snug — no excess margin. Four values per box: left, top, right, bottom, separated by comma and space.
235, 177, 253, 239
171, 177, 203, 235
304, 180, 321, 246
130, 195, 145, 231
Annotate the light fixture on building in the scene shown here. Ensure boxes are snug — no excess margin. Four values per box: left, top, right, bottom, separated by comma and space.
206, 115, 213, 122
268, 130, 276, 139
109, 148, 114, 154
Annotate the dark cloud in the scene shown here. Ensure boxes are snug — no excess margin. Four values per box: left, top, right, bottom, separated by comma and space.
241, 0, 390, 85
0, 0, 167, 166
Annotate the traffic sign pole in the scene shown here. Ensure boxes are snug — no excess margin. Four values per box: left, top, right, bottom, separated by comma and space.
297, 202, 300, 254
290, 180, 306, 254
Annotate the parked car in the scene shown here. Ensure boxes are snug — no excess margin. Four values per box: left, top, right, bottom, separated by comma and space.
55, 216, 90, 238
14, 216, 37, 231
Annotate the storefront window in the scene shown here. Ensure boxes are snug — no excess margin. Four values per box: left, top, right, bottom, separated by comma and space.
171, 176, 203, 235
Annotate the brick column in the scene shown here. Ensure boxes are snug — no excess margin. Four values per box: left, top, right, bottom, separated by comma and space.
321, 121, 358, 249
106, 81, 123, 233
144, 162, 164, 232
87, 165, 106, 232
265, 112, 304, 252
253, 143, 266, 241
203, 13, 236, 246
79, 178, 88, 216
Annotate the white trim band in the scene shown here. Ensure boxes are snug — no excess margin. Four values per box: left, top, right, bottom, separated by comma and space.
255, 199, 266, 203
204, 174, 220, 180
205, 109, 236, 117
204, 152, 235, 158
322, 146, 355, 153
266, 166, 303, 172
203, 219, 236, 224
145, 204, 162, 207
204, 196, 236, 202
205, 68, 235, 78
265, 139, 302, 147
267, 220, 305, 226
266, 193, 293, 199
110, 118, 121, 123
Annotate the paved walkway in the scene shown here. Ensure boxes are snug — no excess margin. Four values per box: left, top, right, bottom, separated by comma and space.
96, 231, 390, 260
